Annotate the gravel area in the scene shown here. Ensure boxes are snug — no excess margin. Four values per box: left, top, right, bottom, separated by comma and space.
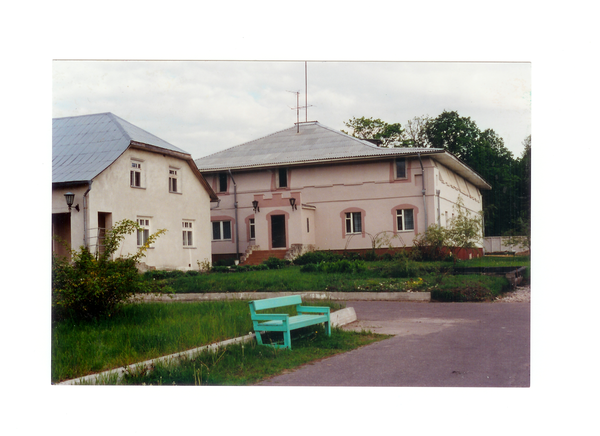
495, 285, 530, 303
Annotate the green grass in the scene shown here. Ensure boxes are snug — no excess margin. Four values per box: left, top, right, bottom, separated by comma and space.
149, 255, 527, 296
52, 300, 343, 383
103, 326, 389, 386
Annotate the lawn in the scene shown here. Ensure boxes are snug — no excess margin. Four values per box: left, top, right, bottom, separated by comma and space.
143, 255, 528, 299
52, 299, 347, 384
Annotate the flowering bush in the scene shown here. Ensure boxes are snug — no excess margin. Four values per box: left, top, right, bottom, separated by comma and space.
52, 219, 166, 321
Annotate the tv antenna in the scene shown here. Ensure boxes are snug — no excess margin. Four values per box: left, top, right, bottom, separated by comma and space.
287, 61, 312, 133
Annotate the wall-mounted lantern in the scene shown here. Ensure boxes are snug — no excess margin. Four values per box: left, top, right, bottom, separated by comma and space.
289, 197, 297, 210
64, 192, 80, 212
252, 200, 260, 213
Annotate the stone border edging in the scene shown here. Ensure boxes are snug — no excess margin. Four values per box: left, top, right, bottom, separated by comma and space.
56, 307, 358, 386
138, 291, 430, 302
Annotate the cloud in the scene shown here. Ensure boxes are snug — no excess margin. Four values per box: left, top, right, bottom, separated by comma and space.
53, 60, 531, 159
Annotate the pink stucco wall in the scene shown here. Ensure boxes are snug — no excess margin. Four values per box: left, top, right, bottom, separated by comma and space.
207, 156, 484, 259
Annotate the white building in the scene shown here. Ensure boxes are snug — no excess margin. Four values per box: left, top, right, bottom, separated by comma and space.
52, 112, 218, 270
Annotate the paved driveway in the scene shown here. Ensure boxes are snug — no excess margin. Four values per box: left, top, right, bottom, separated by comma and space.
256, 301, 530, 387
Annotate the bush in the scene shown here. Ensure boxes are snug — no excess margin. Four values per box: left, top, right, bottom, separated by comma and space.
293, 251, 342, 265
262, 257, 290, 269
300, 259, 367, 274
52, 219, 165, 321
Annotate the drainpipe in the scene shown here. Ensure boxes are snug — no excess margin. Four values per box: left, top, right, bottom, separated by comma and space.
228, 170, 240, 262
210, 198, 221, 210
417, 153, 428, 228
436, 189, 441, 226
83, 181, 92, 248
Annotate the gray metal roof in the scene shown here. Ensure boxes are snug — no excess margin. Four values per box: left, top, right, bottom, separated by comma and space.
53, 112, 189, 184
195, 121, 491, 190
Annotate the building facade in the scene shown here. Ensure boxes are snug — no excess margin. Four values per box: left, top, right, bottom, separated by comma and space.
195, 122, 491, 263
52, 113, 218, 270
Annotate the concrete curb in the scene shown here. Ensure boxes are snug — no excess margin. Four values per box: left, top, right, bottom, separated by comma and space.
139, 291, 431, 302
56, 307, 358, 386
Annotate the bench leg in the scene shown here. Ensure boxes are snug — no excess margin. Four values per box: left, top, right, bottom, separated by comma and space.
255, 331, 264, 345
284, 329, 292, 350
326, 320, 331, 337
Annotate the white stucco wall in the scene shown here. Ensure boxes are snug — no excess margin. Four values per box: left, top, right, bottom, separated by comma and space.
52, 147, 213, 270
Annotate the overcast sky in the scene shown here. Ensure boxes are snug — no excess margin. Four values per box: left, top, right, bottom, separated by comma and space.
52, 60, 531, 159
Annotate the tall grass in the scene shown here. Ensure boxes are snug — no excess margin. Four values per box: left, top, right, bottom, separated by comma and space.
52, 300, 342, 383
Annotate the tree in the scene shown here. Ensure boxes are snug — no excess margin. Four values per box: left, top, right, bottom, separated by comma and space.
424, 110, 480, 160
403, 115, 432, 148
342, 116, 408, 147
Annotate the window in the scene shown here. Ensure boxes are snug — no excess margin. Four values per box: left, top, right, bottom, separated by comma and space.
345, 212, 362, 234
130, 161, 143, 187
182, 221, 194, 246
277, 168, 288, 188
136, 218, 150, 246
396, 209, 414, 231
249, 218, 255, 239
218, 172, 228, 192
307, 218, 310, 233
395, 158, 407, 179
169, 168, 179, 193
212, 221, 232, 240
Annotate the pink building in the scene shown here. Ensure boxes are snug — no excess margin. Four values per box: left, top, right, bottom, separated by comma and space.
195, 122, 491, 264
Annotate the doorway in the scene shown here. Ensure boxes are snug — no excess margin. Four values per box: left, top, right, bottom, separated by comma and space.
271, 215, 286, 248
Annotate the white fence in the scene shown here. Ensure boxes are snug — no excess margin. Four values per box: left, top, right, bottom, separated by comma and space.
483, 236, 528, 254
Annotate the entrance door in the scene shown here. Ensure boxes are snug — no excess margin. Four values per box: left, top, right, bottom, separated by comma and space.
271, 215, 286, 248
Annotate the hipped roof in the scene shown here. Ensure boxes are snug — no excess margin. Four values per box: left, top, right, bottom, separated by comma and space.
195, 121, 491, 190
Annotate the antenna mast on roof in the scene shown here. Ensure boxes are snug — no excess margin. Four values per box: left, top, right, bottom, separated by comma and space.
287, 61, 312, 133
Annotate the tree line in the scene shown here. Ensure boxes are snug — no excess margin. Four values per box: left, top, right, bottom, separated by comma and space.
342, 112, 531, 238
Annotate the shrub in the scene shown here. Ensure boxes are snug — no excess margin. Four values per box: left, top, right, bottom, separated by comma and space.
262, 257, 290, 269
52, 219, 166, 321
293, 251, 342, 265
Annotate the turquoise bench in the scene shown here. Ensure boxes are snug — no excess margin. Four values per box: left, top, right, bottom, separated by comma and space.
249, 295, 331, 349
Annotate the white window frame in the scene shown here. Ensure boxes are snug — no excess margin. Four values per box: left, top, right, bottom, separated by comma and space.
169, 168, 180, 193
130, 160, 144, 188
182, 220, 194, 247
136, 218, 151, 246
212, 220, 232, 241
396, 209, 414, 231
249, 218, 255, 240
345, 212, 362, 234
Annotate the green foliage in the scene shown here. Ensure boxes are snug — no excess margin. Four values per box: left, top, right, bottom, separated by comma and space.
412, 196, 482, 261
262, 257, 290, 269
52, 219, 166, 321
293, 251, 343, 265
116, 327, 387, 386
342, 116, 409, 147
299, 259, 367, 274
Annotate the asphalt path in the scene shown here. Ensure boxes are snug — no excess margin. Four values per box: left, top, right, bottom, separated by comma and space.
256, 301, 530, 387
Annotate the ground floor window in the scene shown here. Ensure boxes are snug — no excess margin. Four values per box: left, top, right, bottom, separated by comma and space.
212, 220, 232, 240
182, 220, 194, 246
345, 212, 362, 234
396, 209, 414, 231
249, 218, 255, 239
137, 218, 150, 246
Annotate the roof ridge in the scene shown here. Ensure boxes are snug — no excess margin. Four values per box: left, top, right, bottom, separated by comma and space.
52, 111, 113, 121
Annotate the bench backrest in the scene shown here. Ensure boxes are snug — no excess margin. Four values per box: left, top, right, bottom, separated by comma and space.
250, 295, 303, 314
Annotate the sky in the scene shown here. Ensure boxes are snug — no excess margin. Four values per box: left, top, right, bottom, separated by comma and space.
52, 60, 531, 160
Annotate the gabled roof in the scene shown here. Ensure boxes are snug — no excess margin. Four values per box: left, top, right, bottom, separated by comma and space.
52, 112, 188, 184
195, 121, 491, 190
